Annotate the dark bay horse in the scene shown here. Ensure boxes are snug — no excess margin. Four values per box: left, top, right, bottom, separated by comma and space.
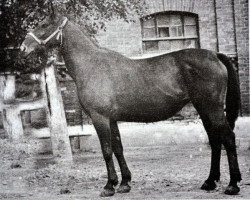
21, 14, 241, 197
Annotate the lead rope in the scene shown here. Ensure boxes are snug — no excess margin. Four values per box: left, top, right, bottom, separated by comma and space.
56, 18, 68, 46
56, 17, 68, 46
56, 28, 63, 45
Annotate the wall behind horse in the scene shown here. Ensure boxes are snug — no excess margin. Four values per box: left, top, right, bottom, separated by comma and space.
234, 0, 249, 115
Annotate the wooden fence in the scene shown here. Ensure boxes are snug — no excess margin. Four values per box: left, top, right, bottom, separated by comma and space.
0, 64, 91, 163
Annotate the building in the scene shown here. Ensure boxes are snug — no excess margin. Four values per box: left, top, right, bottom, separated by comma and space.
96, 0, 249, 115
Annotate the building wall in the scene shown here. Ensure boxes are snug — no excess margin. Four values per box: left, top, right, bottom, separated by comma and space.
216, 0, 237, 53
96, 0, 249, 115
97, 19, 143, 57
97, 0, 219, 56
234, 0, 249, 115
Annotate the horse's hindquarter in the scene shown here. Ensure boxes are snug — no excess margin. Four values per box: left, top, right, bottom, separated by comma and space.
175, 49, 228, 107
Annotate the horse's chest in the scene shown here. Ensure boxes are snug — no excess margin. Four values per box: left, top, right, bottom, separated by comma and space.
76, 78, 115, 115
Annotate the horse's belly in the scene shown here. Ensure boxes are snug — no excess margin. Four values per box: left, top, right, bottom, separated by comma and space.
114, 93, 190, 122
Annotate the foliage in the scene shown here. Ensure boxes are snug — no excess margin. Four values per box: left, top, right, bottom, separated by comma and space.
0, 0, 146, 73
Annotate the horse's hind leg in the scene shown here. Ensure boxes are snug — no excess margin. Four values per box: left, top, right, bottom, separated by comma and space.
221, 123, 242, 194
110, 121, 132, 193
91, 113, 118, 197
195, 107, 241, 195
199, 112, 222, 191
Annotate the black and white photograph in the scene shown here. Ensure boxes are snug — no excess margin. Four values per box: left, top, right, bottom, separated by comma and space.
0, 0, 249, 199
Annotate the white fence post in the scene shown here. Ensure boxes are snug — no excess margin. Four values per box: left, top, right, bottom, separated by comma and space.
43, 65, 73, 163
0, 74, 24, 140
2, 74, 15, 103
2, 106, 23, 140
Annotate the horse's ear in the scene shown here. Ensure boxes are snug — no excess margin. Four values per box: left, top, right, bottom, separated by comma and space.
50, 12, 61, 23
49, 12, 55, 20
48, 0, 56, 20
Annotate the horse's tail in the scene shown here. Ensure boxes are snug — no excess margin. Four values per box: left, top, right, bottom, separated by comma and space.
217, 53, 241, 130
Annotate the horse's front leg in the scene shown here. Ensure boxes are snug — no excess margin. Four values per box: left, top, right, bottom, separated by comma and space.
92, 113, 118, 197
110, 121, 132, 193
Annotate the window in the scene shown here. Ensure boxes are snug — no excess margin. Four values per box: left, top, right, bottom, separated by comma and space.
141, 12, 199, 54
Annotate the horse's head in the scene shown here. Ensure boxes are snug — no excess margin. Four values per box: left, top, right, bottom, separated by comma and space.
21, 14, 68, 56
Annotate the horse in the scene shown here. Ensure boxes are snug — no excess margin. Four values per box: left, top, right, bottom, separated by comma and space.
21, 14, 242, 197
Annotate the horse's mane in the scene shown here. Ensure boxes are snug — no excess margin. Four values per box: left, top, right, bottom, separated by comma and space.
73, 22, 102, 49
80, 28, 100, 48
76, 22, 116, 54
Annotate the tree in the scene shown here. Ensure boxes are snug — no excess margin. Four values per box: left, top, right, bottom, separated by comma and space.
0, 0, 146, 73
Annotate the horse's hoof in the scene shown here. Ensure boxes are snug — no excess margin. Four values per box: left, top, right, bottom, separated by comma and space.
99, 188, 115, 197
201, 181, 216, 191
117, 184, 131, 193
224, 185, 240, 195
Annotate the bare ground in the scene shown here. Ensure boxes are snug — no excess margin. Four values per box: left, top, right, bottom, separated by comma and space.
0, 120, 249, 199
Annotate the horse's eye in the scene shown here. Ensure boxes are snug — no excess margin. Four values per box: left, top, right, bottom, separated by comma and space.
41, 24, 48, 28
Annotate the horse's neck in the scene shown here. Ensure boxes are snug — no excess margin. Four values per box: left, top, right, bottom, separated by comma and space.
61, 21, 98, 80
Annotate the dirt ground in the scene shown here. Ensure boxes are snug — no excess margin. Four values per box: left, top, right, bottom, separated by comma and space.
0, 121, 249, 199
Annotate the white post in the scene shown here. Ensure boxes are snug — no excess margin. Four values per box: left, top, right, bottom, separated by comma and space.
2, 106, 23, 140
0, 74, 24, 141
43, 65, 73, 163
0, 74, 16, 103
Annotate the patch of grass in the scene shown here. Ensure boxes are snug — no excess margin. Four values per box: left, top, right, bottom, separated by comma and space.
0, 139, 33, 169
0, 139, 32, 159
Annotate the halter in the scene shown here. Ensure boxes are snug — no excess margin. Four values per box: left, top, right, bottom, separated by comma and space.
27, 17, 68, 45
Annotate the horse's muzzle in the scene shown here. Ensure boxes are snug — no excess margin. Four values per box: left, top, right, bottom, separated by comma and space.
20, 43, 33, 57
20, 43, 28, 52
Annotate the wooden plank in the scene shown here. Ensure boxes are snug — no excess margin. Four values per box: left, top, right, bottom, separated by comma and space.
142, 36, 198, 41
17, 98, 46, 111
31, 126, 92, 139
